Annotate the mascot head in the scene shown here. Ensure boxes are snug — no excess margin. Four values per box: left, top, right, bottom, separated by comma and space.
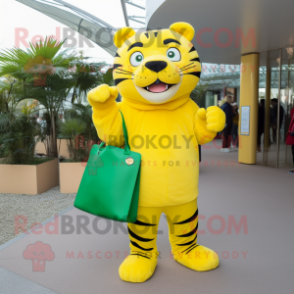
112, 22, 201, 105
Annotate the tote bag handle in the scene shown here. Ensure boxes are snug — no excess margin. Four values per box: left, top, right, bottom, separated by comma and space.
98, 110, 130, 155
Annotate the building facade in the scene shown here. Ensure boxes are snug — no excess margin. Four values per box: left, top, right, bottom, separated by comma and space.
146, 0, 294, 168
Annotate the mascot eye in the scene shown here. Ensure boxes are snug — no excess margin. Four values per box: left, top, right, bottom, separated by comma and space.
130, 52, 144, 66
166, 48, 181, 61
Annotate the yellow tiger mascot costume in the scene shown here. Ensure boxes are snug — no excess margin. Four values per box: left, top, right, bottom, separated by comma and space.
88, 22, 225, 283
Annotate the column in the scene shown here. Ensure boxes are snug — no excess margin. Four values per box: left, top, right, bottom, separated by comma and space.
238, 53, 259, 164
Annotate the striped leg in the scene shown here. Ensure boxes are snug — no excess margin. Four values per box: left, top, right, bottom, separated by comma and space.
119, 206, 161, 283
164, 199, 219, 272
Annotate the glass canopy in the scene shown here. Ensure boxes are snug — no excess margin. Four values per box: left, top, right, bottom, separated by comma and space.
15, 0, 245, 91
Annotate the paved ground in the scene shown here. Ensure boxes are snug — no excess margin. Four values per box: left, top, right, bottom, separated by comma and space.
0, 187, 75, 245
0, 268, 57, 294
0, 141, 293, 294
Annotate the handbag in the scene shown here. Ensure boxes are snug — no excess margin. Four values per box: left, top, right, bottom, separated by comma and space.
74, 110, 141, 223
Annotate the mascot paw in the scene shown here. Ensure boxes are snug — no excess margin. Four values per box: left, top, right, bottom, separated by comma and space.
174, 245, 219, 272
87, 84, 118, 104
119, 253, 157, 283
205, 106, 226, 133
196, 107, 226, 133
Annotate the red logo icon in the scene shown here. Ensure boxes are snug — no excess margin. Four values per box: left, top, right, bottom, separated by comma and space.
23, 241, 55, 272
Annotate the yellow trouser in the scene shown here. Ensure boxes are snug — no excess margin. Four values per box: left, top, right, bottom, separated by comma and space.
120, 198, 219, 282
128, 199, 198, 259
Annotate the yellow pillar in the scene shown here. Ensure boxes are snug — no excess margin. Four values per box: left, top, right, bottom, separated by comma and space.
238, 53, 259, 164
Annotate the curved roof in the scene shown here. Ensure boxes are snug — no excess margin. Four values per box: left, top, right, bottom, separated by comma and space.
16, 0, 147, 57
146, 0, 294, 64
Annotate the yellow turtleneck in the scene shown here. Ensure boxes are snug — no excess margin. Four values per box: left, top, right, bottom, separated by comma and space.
90, 91, 217, 207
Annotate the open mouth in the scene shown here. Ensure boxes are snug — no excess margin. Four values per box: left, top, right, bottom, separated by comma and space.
143, 79, 175, 93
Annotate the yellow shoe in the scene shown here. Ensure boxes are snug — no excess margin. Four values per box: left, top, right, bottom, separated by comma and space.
173, 245, 219, 272
119, 252, 158, 283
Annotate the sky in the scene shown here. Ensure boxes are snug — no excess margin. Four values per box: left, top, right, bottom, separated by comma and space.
0, 0, 146, 64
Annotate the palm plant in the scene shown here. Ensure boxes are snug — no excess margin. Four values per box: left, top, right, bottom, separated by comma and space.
0, 104, 40, 164
0, 37, 77, 158
58, 117, 87, 162
59, 104, 100, 162
69, 60, 113, 104
0, 39, 112, 160
0, 38, 74, 79
71, 103, 100, 142
0, 77, 21, 158
190, 81, 210, 105
0, 77, 18, 113
26, 72, 77, 157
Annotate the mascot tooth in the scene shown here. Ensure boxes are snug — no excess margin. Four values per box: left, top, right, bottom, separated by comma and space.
87, 22, 226, 283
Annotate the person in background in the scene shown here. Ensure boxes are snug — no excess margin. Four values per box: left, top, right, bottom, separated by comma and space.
257, 99, 265, 152
231, 102, 239, 150
220, 95, 235, 152
286, 106, 294, 174
271, 98, 284, 143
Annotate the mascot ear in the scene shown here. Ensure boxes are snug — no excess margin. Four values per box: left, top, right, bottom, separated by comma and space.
114, 27, 136, 48
169, 22, 195, 41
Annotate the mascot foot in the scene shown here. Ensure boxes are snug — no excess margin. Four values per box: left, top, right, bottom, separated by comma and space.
119, 253, 157, 283
174, 245, 219, 272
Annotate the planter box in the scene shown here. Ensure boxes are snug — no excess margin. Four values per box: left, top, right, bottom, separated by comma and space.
59, 162, 85, 193
35, 139, 72, 159
0, 159, 59, 194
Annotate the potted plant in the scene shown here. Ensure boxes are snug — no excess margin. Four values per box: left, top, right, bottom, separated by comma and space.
0, 37, 77, 158
59, 104, 100, 193
0, 104, 58, 194
0, 38, 80, 194
57, 61, 110, 193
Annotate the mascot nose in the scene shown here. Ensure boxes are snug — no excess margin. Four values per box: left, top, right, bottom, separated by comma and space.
145, 61, 167, 73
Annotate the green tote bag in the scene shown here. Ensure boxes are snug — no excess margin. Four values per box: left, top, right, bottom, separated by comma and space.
74, 111, 141, 223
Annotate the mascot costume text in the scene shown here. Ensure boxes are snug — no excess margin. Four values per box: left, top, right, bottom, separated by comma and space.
87, 22, 226, 283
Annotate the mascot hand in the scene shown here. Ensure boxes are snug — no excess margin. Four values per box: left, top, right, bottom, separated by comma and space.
197, 106, 226, 133
88, 84, 118, 105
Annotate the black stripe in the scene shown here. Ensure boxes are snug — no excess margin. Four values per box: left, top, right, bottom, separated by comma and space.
154, 32, 158, 37
113, 64, 122, 69
189, 46, 196, 53
128, 42, 143, 51
130, 253, 150, 260
176, 223, 198, 238
174, 209, 198, 225
181, 243, 197, 253
114, 78, 128, 85
132, 251, 152, 258
115, 52, 120, 57
144, 32, 149, 38
186, 244, 199, 255
134, 219, 156, 226
163, 38, 181, 45
190, 57, 200, 63
187, 71, 201, 78
176, 234, 197, 247
130, 241, 154, 251
128, 228, 154, 242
